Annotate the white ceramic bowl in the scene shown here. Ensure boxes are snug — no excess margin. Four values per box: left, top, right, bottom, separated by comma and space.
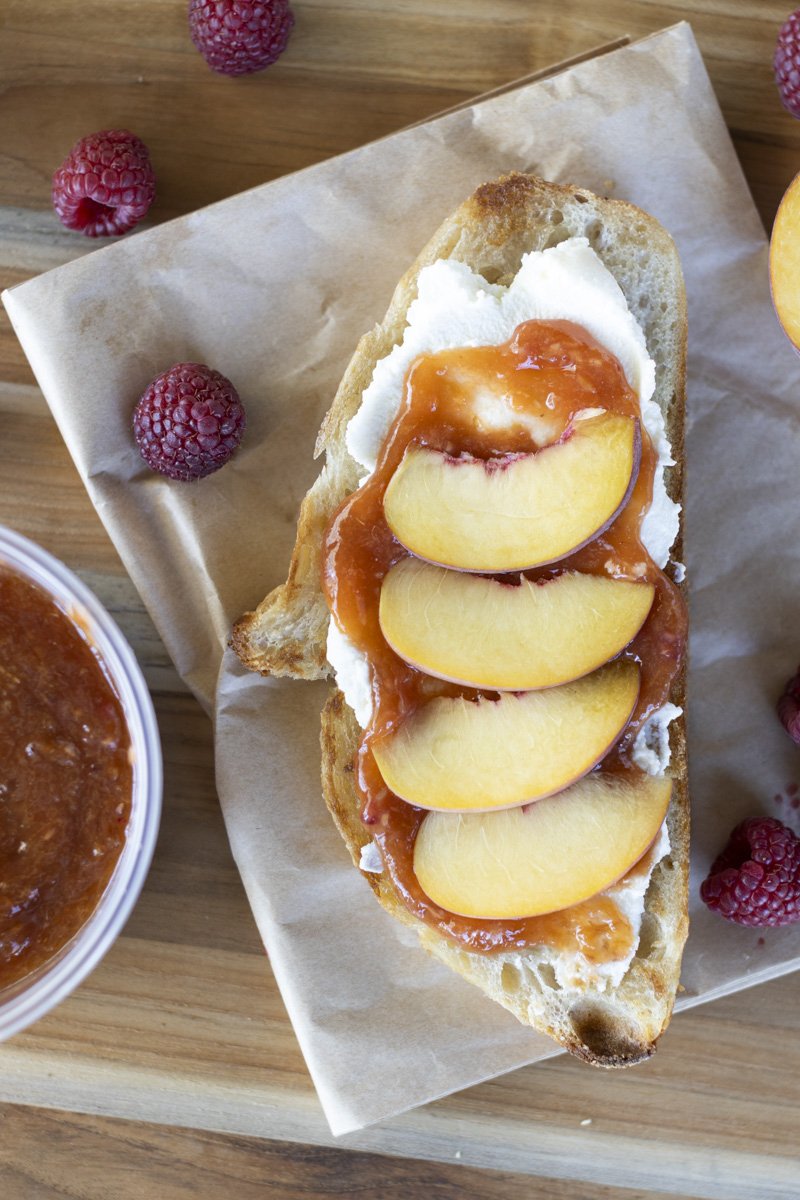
0, 525, 162, 1040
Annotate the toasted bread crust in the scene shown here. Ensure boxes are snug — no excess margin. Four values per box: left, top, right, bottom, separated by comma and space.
321, 687, 689, 1067
234, 174, 689, 1065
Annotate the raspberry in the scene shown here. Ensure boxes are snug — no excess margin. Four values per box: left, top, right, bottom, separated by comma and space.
133, 363, 246, 481
188, 0, 294, 76
52, 131, 156, 237
778, 663, 800, 743
775, 10, 800, 118
700, 817, 800, 927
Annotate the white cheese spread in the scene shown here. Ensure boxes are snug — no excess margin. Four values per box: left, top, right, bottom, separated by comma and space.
328, 240, 680, 991
347, 239, 657, 471
359, 840, 384, 873
332, 239, 681, 725
326, 618, 372, 728
495, 822, 671, 993
551, 818, 671, 991
631, 703, 683, 776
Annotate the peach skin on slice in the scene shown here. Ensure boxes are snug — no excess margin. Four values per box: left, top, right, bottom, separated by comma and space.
413, 773, 672, 918
379, 560, 655, 690
382, 410, 640, 572
371, 660, 639, 812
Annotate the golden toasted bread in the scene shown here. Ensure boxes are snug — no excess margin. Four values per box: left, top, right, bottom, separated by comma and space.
233, 174, 689, 1065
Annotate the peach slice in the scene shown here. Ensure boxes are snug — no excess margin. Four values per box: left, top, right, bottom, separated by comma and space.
771, 172, 800, 353
382, 410, 640, 571
379, 560, 655, 690
371, 660, 639, 812
413, 773, 672, 918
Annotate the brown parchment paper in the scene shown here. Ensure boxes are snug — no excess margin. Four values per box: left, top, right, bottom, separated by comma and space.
5, 22, 800, 1137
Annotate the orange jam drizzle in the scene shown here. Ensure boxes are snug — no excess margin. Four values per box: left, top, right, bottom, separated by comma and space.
321, 319, 686, 956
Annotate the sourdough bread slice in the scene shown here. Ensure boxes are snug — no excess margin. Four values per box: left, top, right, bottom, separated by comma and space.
233, 174, 689, 1065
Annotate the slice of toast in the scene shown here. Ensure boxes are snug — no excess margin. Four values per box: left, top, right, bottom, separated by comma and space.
233, 174, 689, 1065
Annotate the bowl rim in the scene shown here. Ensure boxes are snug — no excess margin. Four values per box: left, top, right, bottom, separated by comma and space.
0, 524, 163, 1039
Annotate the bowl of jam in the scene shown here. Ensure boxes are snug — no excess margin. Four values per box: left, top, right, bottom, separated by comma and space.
0, 525, 162, 1040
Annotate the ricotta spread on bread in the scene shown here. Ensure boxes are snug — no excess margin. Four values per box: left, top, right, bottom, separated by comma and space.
346, 238, 679, 569
631, 703, 683, 776
327, 618, 373, 727
333, 238, 681, 735
327, 238, 680, 993
549, 818, 672, 991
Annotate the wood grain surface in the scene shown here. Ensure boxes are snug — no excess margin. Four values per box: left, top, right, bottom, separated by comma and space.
2, 3, 800, 1198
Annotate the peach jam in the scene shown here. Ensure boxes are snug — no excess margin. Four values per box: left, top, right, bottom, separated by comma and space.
321, 319, 687, 957
0, 565, 133, 988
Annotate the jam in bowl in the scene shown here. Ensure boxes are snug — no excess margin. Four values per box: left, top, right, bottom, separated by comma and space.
0, 525, 161, 1040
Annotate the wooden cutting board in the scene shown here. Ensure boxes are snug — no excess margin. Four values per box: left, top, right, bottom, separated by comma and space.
2, 194, 799, 1200
2, 3, 800, 1197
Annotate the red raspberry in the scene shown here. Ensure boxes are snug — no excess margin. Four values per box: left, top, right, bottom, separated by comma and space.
188, 0, 294, 76
52, 131, 156, 237
775, 10, 800, 118
700, 817, 800, 927
778, 663, 800, 743
133, 363, 246, 481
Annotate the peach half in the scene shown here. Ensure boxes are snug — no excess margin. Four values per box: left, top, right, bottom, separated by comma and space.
371, 659, 639, 812
771, 171, 800, 353
413, 773, 672, 918
382, 410, 640, 572
379, 559, 655, 690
